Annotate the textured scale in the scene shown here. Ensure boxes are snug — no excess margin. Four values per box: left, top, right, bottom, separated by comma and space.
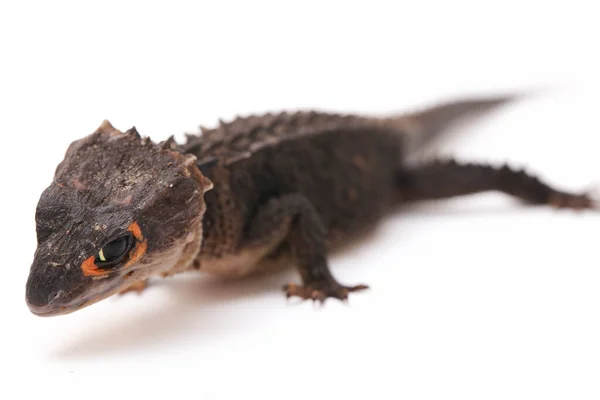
180, 111, 373, 165
179, 97, 514, 166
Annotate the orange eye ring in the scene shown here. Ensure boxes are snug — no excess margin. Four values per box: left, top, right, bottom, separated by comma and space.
127, 221, 144, 241
125, 240, 147, 268
81, 255, 106, 276
80, 221, 147, 277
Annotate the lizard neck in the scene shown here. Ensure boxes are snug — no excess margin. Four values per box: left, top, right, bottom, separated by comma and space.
163, 218, 204, 277
159, 153, 213, 277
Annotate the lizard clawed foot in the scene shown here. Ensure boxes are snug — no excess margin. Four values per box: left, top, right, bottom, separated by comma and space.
119, 279, 148, 295
283, 281, 369, 303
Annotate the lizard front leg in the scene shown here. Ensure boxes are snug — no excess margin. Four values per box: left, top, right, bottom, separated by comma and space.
246, 194, 368, 302
119, 279, 148, 295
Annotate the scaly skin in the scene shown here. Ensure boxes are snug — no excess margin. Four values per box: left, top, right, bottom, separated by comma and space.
25, 95, 596, 315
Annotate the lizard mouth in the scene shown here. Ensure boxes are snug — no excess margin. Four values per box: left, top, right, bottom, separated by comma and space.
27, 297, 87, 317
26, 278, 128, 317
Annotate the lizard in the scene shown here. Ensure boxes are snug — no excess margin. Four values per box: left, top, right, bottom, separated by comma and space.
25, 95, 596, 316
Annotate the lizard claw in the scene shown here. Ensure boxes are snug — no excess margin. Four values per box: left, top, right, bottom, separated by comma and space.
283, 282, 369, 303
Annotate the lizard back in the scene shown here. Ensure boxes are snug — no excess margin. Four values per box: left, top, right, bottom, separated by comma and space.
181, 97, 514, 276
179, 111, 373, 165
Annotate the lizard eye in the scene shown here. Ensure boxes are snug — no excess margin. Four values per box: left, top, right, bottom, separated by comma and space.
95, 234, 134, 268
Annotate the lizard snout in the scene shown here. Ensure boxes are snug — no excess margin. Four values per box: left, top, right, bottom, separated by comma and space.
25, 254, 127, 316
25, 287, 66, 316
25, 257, 86, 316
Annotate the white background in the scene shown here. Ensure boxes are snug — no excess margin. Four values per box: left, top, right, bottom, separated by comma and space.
0, 1, 598, 399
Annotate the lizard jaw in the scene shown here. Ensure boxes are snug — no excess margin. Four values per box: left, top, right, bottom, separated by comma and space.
26, 278, 128, 317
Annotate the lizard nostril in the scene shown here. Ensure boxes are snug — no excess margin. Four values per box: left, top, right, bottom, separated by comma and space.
47, 290, 64, 304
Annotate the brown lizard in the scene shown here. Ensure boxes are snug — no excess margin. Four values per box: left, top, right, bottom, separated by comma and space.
25, 95, 595, 316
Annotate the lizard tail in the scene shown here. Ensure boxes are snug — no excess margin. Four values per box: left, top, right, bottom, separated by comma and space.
386, 94, 518, 154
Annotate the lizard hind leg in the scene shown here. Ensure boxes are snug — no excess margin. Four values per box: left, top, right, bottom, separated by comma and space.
396, 159, 597, 210
245, 194, 369, 302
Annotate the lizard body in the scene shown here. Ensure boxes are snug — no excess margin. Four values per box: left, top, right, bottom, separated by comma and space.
25, 96, 595, 316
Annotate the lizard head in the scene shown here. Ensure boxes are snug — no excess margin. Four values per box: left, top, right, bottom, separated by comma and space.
25, 121, 213, 316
